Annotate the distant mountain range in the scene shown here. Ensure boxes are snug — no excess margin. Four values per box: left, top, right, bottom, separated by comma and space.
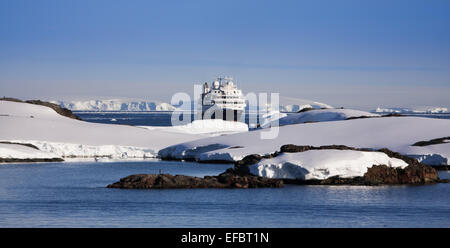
52, 100, 176, 111
53, 99, 449, 114
53, 98, 334, 112
374, 107, 449, 114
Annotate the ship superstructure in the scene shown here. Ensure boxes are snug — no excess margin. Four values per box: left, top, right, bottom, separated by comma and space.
201, 77, 246, 121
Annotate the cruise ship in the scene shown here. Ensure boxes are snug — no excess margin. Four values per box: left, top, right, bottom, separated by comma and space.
201, 77, 246, 121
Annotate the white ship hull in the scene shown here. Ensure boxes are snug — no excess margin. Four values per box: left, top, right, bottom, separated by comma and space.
202, 105, 244, 121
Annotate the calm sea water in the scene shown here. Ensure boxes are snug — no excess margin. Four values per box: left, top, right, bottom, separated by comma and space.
75, 111, 450, 126
0, 160, 449, 227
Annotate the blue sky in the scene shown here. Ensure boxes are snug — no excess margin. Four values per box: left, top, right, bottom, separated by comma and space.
1, 0, 449, 109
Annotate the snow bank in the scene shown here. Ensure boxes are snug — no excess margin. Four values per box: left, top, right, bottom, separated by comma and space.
139, 119, 248, 137
158, 119, 248, 135
262, 108, 379, 128
0, 143, 61, 160
9, 140, 156, 158
159, 116, 450, 166
250, 150, 408, 180
0, 101, 201, 159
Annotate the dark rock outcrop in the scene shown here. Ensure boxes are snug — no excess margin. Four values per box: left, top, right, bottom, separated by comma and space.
0, 158, 64, 163
412, 137, 450, 147
279, 144, 371, 153
364, 164, 439, 184
107, 172, 283, 189
25, 100, 81, 120
0, 97, 81, 120
0, 141, 39, 150
283, 163, 440, 186
382, 113, 404, 117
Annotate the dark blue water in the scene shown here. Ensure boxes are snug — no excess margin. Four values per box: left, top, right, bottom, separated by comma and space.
75, 112, 176, 126
0, 160, 449, 227
75, 111, 450, 127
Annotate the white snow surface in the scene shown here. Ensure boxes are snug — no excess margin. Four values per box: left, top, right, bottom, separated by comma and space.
140, 119, 248, 135
262, 108, 379, 128
159, 116, 450, 166
0, 101, 212, 159
0, 143, 61, 160
250, 150, 408, 180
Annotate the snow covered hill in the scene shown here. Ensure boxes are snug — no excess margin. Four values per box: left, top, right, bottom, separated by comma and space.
0, 100, 246, 159
53, 99, 176, 111
261, 108, 379, 128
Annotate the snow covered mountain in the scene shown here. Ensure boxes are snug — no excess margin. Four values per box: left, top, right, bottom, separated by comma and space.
54, 97, 333, 113
374, 107, 449, 114
53, 99, 176, 111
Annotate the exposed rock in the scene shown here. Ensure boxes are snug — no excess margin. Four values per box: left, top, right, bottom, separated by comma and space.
107, 172, 283, 189
279, 144, 371, 153
283, 176, 369, 186
412, 137, 450, 147
0, 141, 39, 150
382, 113, 404, 117
282, 163, 439, 186
235, 154, 263, 167
25, 100, 81, 120
364, 164, 439, 184
345, 115, 375, 120
0, 158, 64, 163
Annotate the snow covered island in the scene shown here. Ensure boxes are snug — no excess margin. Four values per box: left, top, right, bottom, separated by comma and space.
1, 99, 448, 184
0, 100, 247, 161
159, 108, 450, 181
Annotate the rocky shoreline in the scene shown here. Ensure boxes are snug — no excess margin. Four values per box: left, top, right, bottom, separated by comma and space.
107, 145, 447, 189
107, 172, 283, 189
0, 158, 64, 163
